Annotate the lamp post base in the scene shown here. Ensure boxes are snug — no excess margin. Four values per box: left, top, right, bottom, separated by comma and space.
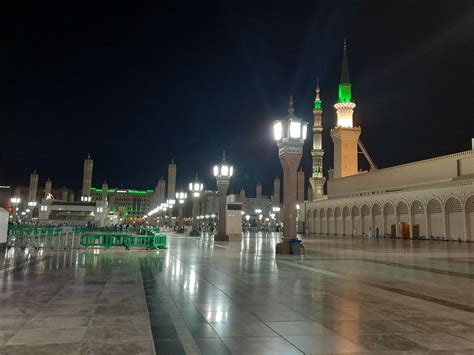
189, 230, 200, 236
215, 234, 229, 241
275, 238, 305, 255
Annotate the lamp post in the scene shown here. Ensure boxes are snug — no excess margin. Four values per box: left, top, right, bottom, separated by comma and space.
175, 191, 187, 232
166, 198, 176, 228
213, 151, 233, 241
273, 95, 308, 253
27, 201, 37, 220
10, 197, 21, 222
189, 175, 203, 236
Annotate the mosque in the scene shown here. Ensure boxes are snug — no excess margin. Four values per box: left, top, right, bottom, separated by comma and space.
303, 42, 474, 242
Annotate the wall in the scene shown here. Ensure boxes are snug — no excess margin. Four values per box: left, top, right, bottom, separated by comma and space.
328, 151, 474, 197
304, 179, 474, 242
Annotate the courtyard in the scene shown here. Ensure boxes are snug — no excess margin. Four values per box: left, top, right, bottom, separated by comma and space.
0, 233, 473, 354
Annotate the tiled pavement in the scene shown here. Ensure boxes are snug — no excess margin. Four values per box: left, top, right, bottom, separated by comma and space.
0, 233, 473, 354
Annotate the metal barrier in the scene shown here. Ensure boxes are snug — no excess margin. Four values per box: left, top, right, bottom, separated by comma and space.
80, 233, 167, 250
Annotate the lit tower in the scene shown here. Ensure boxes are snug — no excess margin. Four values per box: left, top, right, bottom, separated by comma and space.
167, 159, 176, 200
28, 170, 39, 203
45, 178, 52, 197
309, 79, 326, 198
272, 176, 280, 206
101, 181, 108, 201
331, 39, 361, 179
256, 181, 262, 200
82, 154, 93, 198
158, 177, 166, 204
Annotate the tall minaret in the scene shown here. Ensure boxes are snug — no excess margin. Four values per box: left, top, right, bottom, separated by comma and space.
82, 154, 93, 197
330, 39, 361, 179
256, 181, 262, 200
167, 159, 176, 200
272, 176, 280, 205
297, 167, 305, 202
101, 181, 108, 201
239, 187, 245, 201
309, 79, 326, 198
158, 177, 166, 204
28, 170, 39, 202
45, 178, 52, 197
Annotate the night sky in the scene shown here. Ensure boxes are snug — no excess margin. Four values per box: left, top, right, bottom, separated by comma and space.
2, 1, 473, 196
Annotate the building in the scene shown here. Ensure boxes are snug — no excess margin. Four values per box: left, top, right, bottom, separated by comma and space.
90, 187, 155, 220
38, 199, 108, 226
303, 41, 474, 242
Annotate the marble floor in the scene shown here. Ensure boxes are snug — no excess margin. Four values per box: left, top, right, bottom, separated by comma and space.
0, 233, 473, 354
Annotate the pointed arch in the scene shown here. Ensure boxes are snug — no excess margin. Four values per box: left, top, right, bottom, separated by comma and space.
465, 195, 474, 242
445, 197, 464, 241
335, 207, 342, 235
427, 198, 443, 238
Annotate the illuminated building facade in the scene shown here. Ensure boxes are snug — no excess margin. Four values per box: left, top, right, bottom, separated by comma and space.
90, 187, 155, 220
303, 41, 474, 242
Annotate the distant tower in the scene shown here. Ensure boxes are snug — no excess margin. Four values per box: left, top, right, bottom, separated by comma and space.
297, 167, 305, 202
239, 187, 246, 200
272, 176, 281, 205
307, 186, 313, 202
82, 154, 93, 197
158, 177, 166, 204
256, 181, 262, 200
167, 159, 176, 200
331, 39, 361, 179
309, 78, 326, 198
28, 170, 39, 202
61, 187, 68, 201
45, 178, 52, 197
101, 181, 108, 201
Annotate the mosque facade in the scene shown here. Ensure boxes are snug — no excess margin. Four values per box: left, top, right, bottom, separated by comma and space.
304, 42, 474, 242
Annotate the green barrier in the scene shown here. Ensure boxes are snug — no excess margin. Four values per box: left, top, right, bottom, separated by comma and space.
80, 232, 167, 250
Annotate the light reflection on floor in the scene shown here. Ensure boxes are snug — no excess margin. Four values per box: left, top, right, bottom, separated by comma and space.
0, 233, 473, 354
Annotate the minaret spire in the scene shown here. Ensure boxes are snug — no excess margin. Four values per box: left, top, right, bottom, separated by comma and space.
310, 78, 325, 199
288, 94, 295, 117
331, 39, 361, 179
339, 38, 352, 103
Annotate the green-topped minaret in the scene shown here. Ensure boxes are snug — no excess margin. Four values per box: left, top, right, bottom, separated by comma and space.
331, 39, 361, 179
338, 38, 352, 103
309, 78, 326, 200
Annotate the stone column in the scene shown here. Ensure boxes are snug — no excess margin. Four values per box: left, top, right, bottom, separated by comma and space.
280, 154, 301, 241
215, 178, 229, 241
178, 203, 184, 229
190, 195, 200, 236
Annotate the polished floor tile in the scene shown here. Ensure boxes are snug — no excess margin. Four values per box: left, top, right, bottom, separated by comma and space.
0, 232, 473, 354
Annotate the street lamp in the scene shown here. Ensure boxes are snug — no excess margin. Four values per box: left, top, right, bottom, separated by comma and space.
273, 95, 308, 253
213, 150, 233, 241
175, 191, 187, 231
10, 197, 21, 222
189, 174, 203, 236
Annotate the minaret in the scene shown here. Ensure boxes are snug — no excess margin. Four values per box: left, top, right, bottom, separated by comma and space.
331, 39, 361, 179
101, 181, 108, 201
82, 154, 93, 197
61, 187, 68, 201
167, 159, 176, 200
28, 170, 39, 202
158, 177, 166, 204
45, 178, 52, 197
272, 176, 280, 205
309, 78, 326, 198
256, 181, 262, 200
239, 187, 245, 201
297, 167, 305, 202
307, 186, 313, 202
